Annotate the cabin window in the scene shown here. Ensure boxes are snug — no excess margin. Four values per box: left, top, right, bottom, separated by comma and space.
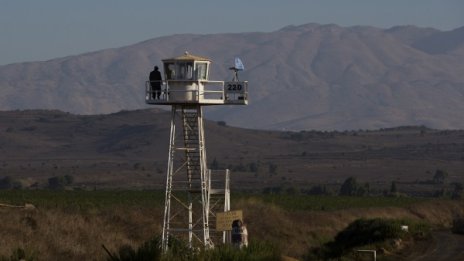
196, 62, 208, 80
165, 63, 176, 80
178, 62, 193, 80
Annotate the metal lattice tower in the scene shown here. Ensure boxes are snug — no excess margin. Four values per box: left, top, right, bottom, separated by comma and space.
145, 53, 248, 251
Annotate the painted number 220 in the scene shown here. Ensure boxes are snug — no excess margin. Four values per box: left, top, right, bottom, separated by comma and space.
227, 84, 242, 91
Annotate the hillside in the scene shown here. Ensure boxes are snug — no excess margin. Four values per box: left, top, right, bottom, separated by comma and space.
0, 24, 463, 130
0, 109, 462, 191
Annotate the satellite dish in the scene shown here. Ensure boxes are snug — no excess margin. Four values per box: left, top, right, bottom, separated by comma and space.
229, 57, 244, 81
234, 57, 244, 71
229, 57, 245, 71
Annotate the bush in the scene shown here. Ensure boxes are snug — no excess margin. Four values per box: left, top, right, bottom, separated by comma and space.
316, 218, 430, 258
339, 177, 357, 196
48, 175, 74, 190
0, 177, 23, 190
48, 176, 64, 190
452, 218, 464, 235
433, 169, 448, 184
0, 176, 13, 189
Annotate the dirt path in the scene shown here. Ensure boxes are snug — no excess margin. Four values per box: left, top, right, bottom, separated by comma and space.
405, 230, 464, 261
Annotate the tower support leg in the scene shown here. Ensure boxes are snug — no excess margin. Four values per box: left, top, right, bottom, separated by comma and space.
161, 105, 212, 251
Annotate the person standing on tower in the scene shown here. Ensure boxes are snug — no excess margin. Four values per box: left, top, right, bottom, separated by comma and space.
149, 66, 162, 99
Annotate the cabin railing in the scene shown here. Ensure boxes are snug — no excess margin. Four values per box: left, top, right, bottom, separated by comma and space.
145, 80, 248, 104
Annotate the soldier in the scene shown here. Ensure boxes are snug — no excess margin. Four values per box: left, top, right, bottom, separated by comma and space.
149, 66, 162, 99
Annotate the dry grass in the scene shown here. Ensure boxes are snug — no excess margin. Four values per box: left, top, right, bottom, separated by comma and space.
235, 198, 464, 258
0, 206, 162, 260
0, 198, 462, 260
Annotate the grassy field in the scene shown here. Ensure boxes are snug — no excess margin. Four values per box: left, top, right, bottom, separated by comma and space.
1, 190, 463, 260
242, 194, 425, 211
0, 190, 165, 210
0, 190, 425, 211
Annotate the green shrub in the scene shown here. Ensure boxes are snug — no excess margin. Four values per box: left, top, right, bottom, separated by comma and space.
315, 218, 430, 258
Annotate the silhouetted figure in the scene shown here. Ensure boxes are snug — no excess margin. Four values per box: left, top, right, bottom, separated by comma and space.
149, 66, 162, 99
231, 219, 242, 248
231, 219, 248, 249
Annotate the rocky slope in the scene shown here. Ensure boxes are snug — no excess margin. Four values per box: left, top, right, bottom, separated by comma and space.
0, 23, 463, 130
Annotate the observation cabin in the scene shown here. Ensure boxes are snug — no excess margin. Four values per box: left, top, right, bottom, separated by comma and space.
145, 52, 248, 105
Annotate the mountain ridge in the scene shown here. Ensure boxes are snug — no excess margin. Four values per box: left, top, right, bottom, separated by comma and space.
0, 23, 463, 130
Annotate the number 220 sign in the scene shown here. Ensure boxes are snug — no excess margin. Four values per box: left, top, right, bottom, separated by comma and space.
226, 82, 244, 93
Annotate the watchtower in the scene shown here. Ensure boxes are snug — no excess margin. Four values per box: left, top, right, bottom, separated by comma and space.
145, 52, 248, 250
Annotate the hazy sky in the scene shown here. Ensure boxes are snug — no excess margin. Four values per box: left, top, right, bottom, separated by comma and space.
1, 0, 463, 65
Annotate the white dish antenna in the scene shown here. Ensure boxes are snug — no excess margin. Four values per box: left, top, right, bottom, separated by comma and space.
234, 57, 244, 71
229, 57, 244, 81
